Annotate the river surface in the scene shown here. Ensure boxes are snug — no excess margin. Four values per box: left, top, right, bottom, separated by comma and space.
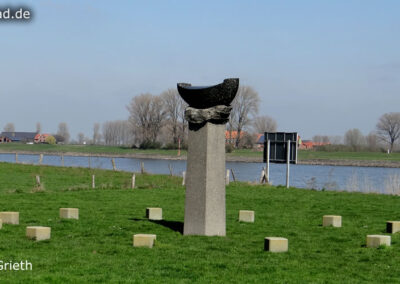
1, 153, 400, 194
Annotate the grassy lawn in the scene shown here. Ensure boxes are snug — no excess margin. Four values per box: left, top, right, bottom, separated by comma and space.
0, 143, 185, 157
0, 163, 400, 282
298, 150, 400, 162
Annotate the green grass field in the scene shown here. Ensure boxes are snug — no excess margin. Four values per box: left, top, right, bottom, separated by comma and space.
0, 163, 400, 282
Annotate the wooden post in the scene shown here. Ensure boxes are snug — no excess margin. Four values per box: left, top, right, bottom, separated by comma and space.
178, 138, 181, 156
182, 171, 186, 186
225, 169, 230, 185
260, 168, 266, 184
168, 164, 173, 176
15, 153, 18, 163
36, 175, 41, 186
266, 140, 270, 183
111, 158, 116, 171
286, 140, 291, 188
39, 154, 43, 165
140, 162, 145, 174
61, 154, 64, 167
92, 175, 95, 189
88, 156, 91, 168
131, 174, 136, 189
230, 169, 236, 182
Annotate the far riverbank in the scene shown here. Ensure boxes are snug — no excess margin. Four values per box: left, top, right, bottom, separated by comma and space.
1, 149, 400, 168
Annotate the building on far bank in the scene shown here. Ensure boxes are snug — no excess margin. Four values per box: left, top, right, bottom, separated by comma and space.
0, 132, 38, 143
34, 133, 51, 143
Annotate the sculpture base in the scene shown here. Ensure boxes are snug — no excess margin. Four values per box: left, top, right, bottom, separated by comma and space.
184, 122, 226, 236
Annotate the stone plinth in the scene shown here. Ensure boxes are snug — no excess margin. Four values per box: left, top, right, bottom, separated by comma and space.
387, 221, 400, 234
0, 212, 19, 225
323, 215, 342, 227
26, 226, 51, 241
366, 235, 391, 248
60, 208, 79, 220
239, 210, 255, 223
264, 237, 288, 252
133, 234, 156, 248
146, 208, 162, 221
184, 123, 226, 236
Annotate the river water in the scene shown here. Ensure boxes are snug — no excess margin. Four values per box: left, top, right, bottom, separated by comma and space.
1, 153, 399, 194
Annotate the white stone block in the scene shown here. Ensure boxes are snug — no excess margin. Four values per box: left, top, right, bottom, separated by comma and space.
133, 234, 156, 248
26, 226, 51, 241
366, 235, 391, 248
323, 215, 342, 227
239, 210, 255, 223
264, 237, 288, 252
0, 212, 19, 225
60, 208, 79, 220
387, 221, 400, 234
146, 208, 162, 220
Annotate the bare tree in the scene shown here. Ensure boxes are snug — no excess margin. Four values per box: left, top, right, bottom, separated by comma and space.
36, 122, 41, 133
127, 93, 166, 144
376, 112, 400, 153
344, 128, 365, 150
93, 123, 101, 145
252, 115, 277, 133
161, 88, 187, 144
77, 132, 85, 144
57, 122, 70, 144
3, 123, 15, 132
313, 135, 330, 143
102, 120, 133, 146
366, 131, 379, 151
229, 86, 260, 147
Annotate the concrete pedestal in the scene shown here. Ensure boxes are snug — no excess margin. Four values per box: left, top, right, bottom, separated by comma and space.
146, 208, 162, 220
0, 212, 19, 225
239, 210, 255, 223
60, 208, 79, 220
184, 123, 226, 236
387, 221, 400, 234
264, 237, 288, 252
133, 234, 156, 248
323, 215, 342, 227
26, 226, 51, 241
366, 235, 391, 248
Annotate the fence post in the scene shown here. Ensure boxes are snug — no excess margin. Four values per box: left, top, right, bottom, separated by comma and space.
39, 154, 43, 165
182, 171, 186, 186
111, 158, 116, 171
61, 154, 64, 167
225, 169, 230, 185
92, 175, 95, 189
131, 174, 136, 189
140, 162, 145, 174
286, 140, 291, 188
15, 153, 18, 163
36, 175, 41, 186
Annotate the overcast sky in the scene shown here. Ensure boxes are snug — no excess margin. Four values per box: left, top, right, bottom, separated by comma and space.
1, 0, 399, 140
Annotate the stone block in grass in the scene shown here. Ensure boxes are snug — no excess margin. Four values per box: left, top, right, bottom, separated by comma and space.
366, 235, 391, 248
146, 208, 162, 220
60, 208, 79, 220
239, 210, 255, 223
386, 221, 400, 234
264, 237, 288, 252
26, 226, 51, 241
0, 212, 19, 225
323, 215, 341, 227
133, 234, 156, 248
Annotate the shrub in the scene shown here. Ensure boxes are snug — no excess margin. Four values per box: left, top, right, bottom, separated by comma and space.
45, 135, 56, 145
226, 144, 234, 153
139, 140, 162, 149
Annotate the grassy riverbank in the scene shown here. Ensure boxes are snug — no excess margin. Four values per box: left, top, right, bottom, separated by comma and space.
1, 143, 400, 164
0, 163, 400, 282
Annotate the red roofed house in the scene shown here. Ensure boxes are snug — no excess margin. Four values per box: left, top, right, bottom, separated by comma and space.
34, 134, 51, 144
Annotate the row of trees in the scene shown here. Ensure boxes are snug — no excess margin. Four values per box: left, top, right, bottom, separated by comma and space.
313, 112, 400, 153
